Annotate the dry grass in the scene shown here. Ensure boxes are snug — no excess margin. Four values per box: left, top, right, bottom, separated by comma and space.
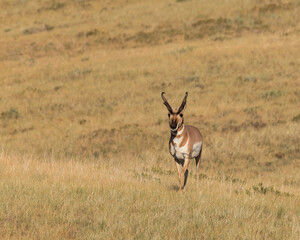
0, 0, 299, 239
0, 153, 299, 239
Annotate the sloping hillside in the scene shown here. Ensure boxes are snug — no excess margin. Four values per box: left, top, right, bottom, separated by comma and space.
0, 0, 299, 239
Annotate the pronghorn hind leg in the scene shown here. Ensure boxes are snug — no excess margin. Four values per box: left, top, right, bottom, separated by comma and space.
183, 169, 189, 189
195, 148, 202, 188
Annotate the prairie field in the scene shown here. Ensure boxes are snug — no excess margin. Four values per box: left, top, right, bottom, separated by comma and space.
0, 0, 300, 239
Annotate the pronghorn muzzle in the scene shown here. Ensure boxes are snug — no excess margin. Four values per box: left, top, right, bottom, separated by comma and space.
170, 119, 183, 132
170, 120, 177, 130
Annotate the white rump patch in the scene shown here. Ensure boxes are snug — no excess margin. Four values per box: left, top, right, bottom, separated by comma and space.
191, 141, 202, 158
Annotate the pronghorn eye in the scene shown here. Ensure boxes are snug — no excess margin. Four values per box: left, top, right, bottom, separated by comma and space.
168, 113, 170, 117
180, 113, 183, 117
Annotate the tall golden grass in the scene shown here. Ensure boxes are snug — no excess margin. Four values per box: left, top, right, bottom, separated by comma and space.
0, 0, 299, 239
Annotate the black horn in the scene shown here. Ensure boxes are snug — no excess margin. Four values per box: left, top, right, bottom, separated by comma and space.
178, 92, 188, 113
161, 92, 173, 113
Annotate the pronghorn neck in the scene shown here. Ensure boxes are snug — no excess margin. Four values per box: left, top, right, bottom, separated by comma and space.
170, 124, 188, 149
176, 124, 185, 135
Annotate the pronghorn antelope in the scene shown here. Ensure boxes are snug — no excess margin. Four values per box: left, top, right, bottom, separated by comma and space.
161, 92, 203, 191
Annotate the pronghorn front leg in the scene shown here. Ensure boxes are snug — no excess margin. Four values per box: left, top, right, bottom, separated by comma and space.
180, 157, 191, 191
175, 161, 182, 191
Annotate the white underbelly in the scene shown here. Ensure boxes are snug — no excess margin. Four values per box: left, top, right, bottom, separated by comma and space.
170, 141, 202, 159
175, 150, 186, 160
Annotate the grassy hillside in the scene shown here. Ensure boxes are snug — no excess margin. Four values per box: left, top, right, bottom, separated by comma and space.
0, 0, 299, 239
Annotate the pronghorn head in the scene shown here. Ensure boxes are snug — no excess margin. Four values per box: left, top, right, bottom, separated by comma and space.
161, 92, 188, 132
